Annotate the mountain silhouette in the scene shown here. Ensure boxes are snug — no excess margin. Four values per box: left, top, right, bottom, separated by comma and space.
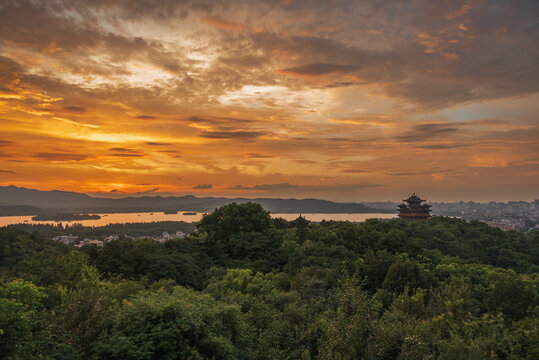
0, 185, 392, 215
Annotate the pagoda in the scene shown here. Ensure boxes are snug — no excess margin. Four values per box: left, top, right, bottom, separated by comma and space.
398, 193, 431, 220
290, 214, 310, 228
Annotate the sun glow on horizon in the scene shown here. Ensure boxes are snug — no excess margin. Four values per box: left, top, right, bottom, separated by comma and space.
0, 0, 537, 202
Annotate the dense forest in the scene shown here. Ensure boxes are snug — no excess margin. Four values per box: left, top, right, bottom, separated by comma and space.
1, 202, 538, 359
8, 221, 196, 239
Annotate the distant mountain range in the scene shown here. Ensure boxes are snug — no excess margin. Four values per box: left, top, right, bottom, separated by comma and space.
0, 185, 393, 215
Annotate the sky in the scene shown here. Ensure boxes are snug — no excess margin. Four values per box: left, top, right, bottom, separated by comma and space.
0, 0, 538, 202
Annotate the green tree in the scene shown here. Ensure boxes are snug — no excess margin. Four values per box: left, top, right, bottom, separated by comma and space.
318, 275, 399, 360
196, 202, 281, 271
91, 286, 245, 360
382, 258, 430, 294
0, 280, 45, 356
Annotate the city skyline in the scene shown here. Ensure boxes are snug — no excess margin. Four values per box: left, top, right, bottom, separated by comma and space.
1, 1, 538, 202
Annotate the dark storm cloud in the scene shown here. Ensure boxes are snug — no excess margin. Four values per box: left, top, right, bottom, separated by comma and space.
232, 183, 297, 191
0, 56, 22, 84
146, 142, 171, 146
110, 153, 144, 157
416, 143, 470, 150
324, 137, 382, 144
187, 116, 212, 124
200, 130, 264, 139
0, 0, 537, 202
340, 169, 368, 174
0, 169, 16, 174
1, 0, 537, 111
138, 187, 160, 194
396, 123, 460, 142
109, 147, 135, 152
0, 56, 23, 88
63, 106, 86, 112
231, 182, 380, 191
249, 32, 379, 72
280, 63, 361, 76
108, 146, 144, 157
245, 153, 273, 158
218, 54, 270, 69
108, 148, 145, 157
324, 82, 357, 88
193, 184, 213, 189
33, 152, 90, 161
0, 1, 187, 75
385, 170, 433, 176
156, 151, 182, 159
385, 78, 478, 110
0, 2, 101, 52
187, 116, 265, 139
78, 0, 208, 20
187, 116, 255, 126
246, 2, 537, 108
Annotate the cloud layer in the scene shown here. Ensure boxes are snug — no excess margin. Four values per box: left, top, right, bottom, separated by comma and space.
0, 0, 537, 201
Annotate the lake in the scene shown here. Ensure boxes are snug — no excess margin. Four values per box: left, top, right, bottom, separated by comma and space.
0, 212, 397, 227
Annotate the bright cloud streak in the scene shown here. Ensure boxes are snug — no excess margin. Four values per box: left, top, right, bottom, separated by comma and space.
0, 0, 537, 201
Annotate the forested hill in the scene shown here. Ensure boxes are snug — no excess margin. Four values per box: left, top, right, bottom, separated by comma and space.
0, 185, 389, 214
1, 202, 538, 359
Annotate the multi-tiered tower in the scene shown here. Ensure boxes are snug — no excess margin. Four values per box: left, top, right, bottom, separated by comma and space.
398, 193, 431, 220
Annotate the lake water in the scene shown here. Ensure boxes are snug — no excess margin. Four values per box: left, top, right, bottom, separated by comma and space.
0, 212, 397, 227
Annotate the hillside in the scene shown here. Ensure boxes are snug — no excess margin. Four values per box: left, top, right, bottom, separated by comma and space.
0, 185, 390, 214
1, 203, 537, 359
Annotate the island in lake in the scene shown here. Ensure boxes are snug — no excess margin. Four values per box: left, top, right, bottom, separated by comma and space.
31, 213, 101, 221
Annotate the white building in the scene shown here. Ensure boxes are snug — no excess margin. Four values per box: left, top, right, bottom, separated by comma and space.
52, 235, 78, 245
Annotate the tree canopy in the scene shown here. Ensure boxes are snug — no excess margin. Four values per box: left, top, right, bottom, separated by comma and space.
1, 203, 537, 359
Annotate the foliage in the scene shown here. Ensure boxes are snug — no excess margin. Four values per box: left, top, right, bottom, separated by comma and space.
318, 276, 392, 360
0, 280, 45, 356
84, 237, 208, 289
0, 203, 538, 359
90, 286, 244, 360
8, 221, 195, 240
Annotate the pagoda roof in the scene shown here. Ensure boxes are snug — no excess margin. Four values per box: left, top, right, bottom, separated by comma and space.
403, 193, 426, 202
290, 214, 310, 224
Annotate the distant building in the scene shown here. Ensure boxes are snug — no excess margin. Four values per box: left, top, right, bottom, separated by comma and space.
481, 219, 516, 231
87, 239, 104, 247
291, 215, 310, 228
398, 194, 432, 220
52, 235, 78, 245
104, 234, 119, 242
74, 238, 104, 248
153, 231, 186, 243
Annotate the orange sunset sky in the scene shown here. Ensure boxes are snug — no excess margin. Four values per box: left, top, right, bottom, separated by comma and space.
0, 0, 538, 202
